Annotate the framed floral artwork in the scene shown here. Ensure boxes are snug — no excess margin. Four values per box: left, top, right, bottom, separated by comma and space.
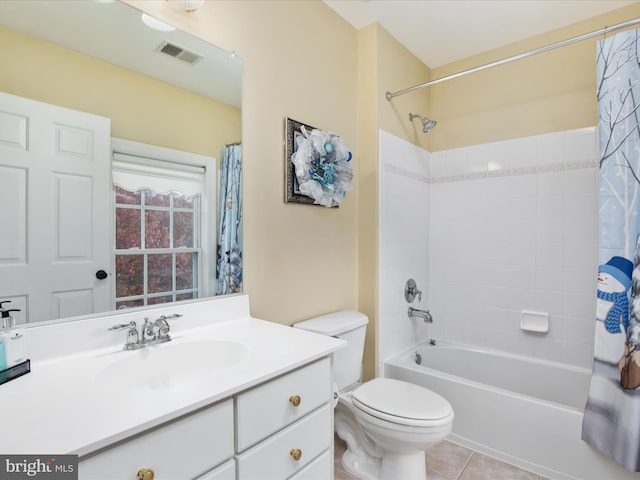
284, 117, 353, 208
285, 117, 318, 205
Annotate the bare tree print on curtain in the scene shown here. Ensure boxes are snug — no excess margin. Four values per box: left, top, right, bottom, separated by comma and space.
598, 30, 640, 259
216, 144, 242, 295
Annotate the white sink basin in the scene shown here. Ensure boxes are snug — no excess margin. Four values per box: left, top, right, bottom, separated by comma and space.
97, 340, 250, 390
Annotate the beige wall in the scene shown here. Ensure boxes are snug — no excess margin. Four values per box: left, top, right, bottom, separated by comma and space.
0, 27, 239, 157
357, 23, 431, 379
354, 4, 640, 377
357, 25, 379, 382
429, 3, 640, 151
41, 0, 640, 381
125, 1, 640, 379
126, 0, 360, 325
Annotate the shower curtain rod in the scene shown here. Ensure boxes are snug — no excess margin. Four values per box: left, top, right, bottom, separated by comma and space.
385, 17, 640, 101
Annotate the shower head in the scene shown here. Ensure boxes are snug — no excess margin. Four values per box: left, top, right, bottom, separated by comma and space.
409, 113, 437, 133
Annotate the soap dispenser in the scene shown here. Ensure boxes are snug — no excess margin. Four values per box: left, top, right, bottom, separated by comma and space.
0, 301, 26, 368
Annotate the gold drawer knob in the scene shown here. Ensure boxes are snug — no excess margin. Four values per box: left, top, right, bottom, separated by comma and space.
137, 468, 154, 480
289, 395, 301, 407
290, 448, 302, 461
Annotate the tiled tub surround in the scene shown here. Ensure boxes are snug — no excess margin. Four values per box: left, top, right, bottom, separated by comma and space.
429, 128, 598, 368
378, 127, 598, 371
378, 130, 431, 374
378, 128, 607, 479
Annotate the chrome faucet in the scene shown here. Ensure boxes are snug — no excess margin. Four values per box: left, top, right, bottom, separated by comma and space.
148, 314, 181, 341
108, 321, 140, 350
408, 307, 433, 323
153, 315, 171, 338
142, 317, 154, 343
109, 313, 182, 350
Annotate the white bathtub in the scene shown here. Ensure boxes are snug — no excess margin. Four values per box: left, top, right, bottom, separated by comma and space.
384, 341, 638, 480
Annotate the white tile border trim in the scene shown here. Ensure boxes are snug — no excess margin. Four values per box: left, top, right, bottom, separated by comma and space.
431, 159, 598, 184
381, 127, 598, 185
383, 163, 430, 184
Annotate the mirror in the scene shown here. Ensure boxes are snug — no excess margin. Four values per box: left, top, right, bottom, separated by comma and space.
0, 0, 242, 324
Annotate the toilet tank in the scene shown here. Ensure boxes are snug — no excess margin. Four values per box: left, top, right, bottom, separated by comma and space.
294, 310, 368, 391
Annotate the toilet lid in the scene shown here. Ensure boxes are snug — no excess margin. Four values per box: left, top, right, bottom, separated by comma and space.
352, 378, 453, 427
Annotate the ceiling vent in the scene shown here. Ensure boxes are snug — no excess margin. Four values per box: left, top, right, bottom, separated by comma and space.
157, 41, 204, 65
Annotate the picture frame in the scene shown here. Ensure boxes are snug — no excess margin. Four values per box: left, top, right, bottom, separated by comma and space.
284, 117, 325, 206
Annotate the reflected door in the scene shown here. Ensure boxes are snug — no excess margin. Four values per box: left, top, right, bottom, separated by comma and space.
0, 92, 111, 322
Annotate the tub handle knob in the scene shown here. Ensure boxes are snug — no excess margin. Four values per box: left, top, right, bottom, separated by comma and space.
405, 278, 422, 303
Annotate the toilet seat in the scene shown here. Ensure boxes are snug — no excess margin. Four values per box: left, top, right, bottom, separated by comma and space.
351, 378, 453, 428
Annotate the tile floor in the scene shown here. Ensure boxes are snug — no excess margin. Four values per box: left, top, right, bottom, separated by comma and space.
334, 435, 551, 480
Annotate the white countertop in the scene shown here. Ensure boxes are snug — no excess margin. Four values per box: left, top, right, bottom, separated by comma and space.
0, 295, 344, 457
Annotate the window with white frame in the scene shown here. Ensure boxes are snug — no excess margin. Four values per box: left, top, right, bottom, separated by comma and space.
112, 152, 205, 309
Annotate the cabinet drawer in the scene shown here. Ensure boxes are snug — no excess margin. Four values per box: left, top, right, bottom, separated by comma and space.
289, 449, 332, 480
236, 358, 330, 451
79, 399, 234, 480
236, 404, 332, 480
195, 459, 236, 480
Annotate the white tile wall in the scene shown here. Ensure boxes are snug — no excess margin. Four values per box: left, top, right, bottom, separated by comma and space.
378, 127, 599, 370
377, 130, 431, 375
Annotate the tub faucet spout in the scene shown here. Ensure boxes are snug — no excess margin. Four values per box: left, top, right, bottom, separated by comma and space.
408, 307, 432, 323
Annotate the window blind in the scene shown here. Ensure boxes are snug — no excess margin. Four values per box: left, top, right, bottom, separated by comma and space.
112, 153, 205, 196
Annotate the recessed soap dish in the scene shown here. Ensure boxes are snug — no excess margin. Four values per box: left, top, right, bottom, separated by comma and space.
521, 310, 549, 333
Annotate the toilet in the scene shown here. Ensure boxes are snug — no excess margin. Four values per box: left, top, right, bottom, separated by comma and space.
294, 310, 454, 480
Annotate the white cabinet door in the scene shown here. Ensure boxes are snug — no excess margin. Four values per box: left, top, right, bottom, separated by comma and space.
195, 459, 236, 480
0, 92, 112, 322
236, 358, 331, 451
289, 450, 332, 480
79, 399, 234, 480
236, 405, 332, 480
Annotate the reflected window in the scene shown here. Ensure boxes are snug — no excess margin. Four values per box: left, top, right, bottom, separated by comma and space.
113, 156, 204, 309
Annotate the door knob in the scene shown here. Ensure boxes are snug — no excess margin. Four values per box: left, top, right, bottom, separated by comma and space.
95, 270, 108, 280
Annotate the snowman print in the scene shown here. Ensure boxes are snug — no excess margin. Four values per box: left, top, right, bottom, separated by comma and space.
595, 256, 633, 364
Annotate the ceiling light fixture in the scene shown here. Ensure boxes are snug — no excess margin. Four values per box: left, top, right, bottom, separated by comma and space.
167, 0, 205, 12
141, 13, 176, 32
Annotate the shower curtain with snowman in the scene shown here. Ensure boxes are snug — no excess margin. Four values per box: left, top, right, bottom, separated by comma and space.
581, 29, 640, 471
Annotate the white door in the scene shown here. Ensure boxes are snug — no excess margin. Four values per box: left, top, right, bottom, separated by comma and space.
0, 92, 112, 323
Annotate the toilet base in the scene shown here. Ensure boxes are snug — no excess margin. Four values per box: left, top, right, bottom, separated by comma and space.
380, 451, 426, 480
334, 392, 453, 480
340, 446, 427, 480
341, 449, 381, 480
335, 399, 436, 480
336, 407, 382, 480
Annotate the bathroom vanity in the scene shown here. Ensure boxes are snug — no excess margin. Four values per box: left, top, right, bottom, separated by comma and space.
0, 294, 344, 479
